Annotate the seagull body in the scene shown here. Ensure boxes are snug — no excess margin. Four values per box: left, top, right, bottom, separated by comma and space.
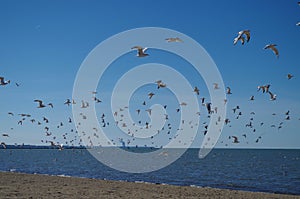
194, 87, 200, 95
206, 103, 212, 114
233, 30, 250, 45
155, 80, 166, 89
232, 136, 239, 143
213, 83, 220, 89
264, 44, 279, 58
64, 99, 71, 106
165, 37, 183, 42
1, 142, 6, 149
34, 100, 46, 108
226, 87, 232, 94
287, 74, 293, 80
148, 92, 155, 99
131, 46, 149, 57
268, 91, 277, 101
0, 77, 10, 86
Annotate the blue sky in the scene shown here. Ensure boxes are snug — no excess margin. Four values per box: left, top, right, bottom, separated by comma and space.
0, 0, 299, 148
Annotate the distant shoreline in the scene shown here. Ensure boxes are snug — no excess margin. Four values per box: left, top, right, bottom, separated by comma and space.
0, 171, 299, 199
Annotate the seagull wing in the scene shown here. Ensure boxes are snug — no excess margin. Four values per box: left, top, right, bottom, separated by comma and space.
270, 46, 279, 57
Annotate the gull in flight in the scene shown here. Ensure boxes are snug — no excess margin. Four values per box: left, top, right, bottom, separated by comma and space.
165, 37, 183, 42
268, 91, 276, 101
194, 86, 200, 95
296, 22, 300, 26
131, 46, 149, 57
64, 99, 71, 106
1, 142, 6, 149
155, 80, 166, 89
233, 30, 250, 45
34, 100, 46, 108
257, 84, 270, 93
264, 44, 279, 58
287, 74, 294, 80
226, 87, 232, 95
148, 92, 155, 99
213, 83, 220, 89
0, 77, 10, 86
231, 136, 239, 143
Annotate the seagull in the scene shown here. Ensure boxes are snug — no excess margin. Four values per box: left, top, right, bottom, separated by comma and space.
48, 103, 54, 108
233, 30, 250, 45
64, 99, 71, 106
264, 44, 279, 58
34, 100, 46, 108
249, 95, 255, 101
0, 77, 10, 86
148, 92, 155, 99
268, 91, 276, 101
296, 22, 300, 26
194, 87, 200, 95
1, 142, 6, 149
213, 83, 220, 89
2, 134, 9, 137
131, 46, 149, 57
231, 136, 239, 143
200, 97, 205, 104
226, 87, 232, 94
155, 80, 166, 89
287, 74, 293, 80
165, 37, 183, 42
180, 102, 187, 106
8, 112, 14, 116
205, 103, 212, 114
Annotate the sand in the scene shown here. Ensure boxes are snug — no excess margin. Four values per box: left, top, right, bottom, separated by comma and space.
0, 172, 299, 199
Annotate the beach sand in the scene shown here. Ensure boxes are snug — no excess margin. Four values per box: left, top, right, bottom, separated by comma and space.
0, 172, 299, 199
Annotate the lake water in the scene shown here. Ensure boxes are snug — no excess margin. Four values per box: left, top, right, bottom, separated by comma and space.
0, 148, 299, 195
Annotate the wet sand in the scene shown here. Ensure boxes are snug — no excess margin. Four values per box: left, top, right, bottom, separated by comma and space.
0, 172, 299, 199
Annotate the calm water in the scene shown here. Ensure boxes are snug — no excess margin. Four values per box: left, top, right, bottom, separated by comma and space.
0, 148, 299, 195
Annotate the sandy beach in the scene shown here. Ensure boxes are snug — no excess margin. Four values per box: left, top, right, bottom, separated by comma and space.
0, 172, 299, 199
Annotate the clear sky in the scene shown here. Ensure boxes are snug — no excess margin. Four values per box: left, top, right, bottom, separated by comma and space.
0, 0, 299, 149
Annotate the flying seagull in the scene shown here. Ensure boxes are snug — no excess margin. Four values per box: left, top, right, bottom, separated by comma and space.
226, 87, 232, 94
194, 86, 200, 95
233, 30, 250, 45
268, 91, 277, 101
165, 37, 183, 42
231, 136, 239, 143
287, 74, 293, 80
0, 77, 10, 86
264, 44, 279, 58
131, 46, 149, 57
34, 100, 46, 108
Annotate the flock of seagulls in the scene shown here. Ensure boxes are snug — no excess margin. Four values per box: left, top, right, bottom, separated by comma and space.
0, 2, 299, 149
